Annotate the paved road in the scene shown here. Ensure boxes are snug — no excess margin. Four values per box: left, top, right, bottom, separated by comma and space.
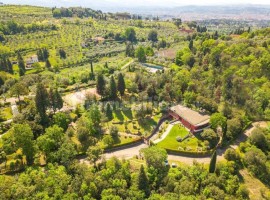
79, 121, 268, 165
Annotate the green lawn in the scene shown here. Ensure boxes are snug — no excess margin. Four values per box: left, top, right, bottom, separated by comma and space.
157, 125, 205, 151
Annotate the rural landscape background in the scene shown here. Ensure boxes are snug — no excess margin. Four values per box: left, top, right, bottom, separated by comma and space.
0, 0, 270, 199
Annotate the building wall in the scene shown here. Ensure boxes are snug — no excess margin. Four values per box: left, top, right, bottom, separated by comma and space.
169, 110, 208, 133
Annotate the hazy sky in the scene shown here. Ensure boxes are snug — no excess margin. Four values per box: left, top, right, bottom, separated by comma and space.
3, 0, 270, 7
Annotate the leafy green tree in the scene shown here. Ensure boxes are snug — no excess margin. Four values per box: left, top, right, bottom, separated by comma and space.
53, 112, 71, 131
87, 104, 101, 129
137, 165, 150, 197
96, 74, 106, 97
226, 118, 242, 140
13, 124, 35, 165
141, 146, 167, 170
102, 135, 114, 148
35, 83, 49, 125
209, 150, 217, 173
173, 18, 182, 28
37, 125, 65, 161
10, 82, 28, 105
87, 145, 103, 166
135, 46, 146, 63
224, 148, 240, 162
117, 73, 126, 98
125, 27, 136, 42
125, 42, 135, 57
244, 146, 268, 183
201, 129, 218, 148
210, 113, 227, 131
249, 128, 268, 151
148, 30, 158, 42
109, 76, 117, 100
56, 138, 77, 166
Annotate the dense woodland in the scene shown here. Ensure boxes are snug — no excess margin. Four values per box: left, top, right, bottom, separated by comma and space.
0, 4, 270, 200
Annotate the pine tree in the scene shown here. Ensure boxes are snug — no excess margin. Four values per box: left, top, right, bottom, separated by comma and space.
96, 74, 106, 98
117, 73, 125, 98
109, 76, 117, 100
35, 83, 49, 125
209, 150, 217, 173
138, 165, 150, 197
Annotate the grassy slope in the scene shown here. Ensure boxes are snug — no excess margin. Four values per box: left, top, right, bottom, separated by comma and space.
240, 169, 270, 200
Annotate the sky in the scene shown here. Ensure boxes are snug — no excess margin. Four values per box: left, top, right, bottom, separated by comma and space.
2, 0, 270, 7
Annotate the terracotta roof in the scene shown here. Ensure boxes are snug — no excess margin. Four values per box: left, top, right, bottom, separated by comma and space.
170, 105, 210, 126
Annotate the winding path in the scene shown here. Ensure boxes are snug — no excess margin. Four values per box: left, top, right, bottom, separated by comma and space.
79, 121, 269, 165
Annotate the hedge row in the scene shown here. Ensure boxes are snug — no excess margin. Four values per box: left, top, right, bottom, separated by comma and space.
104, 138, 144, 153
165, 148, 214, 157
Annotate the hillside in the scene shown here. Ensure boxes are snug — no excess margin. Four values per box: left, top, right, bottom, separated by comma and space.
0, 4, 270, 200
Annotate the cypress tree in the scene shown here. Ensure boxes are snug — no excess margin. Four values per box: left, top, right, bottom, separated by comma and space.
49, 88, 63, 113
7, 59, 13, 74
117, 73, 126, 98
54, 89, 63, 112
35, 83, 49, 125
109, 76, 117, 100
17, 52, 25, 75
90, 61, 95, 80
96, 74, 106, 98
209, 150, 217, 173
45, 59, 51, 69
105, 103, 113, 120
189, 40, 193, 50
138, 165, 150, 197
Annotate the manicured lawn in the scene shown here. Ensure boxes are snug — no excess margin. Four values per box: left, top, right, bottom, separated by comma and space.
157, 125, 205, 151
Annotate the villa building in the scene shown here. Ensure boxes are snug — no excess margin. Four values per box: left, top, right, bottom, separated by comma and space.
169, 105, 210, 133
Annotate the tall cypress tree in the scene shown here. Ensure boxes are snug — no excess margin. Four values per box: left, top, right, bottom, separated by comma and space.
35, 83, 49, 125
17, 52, 25, 76
109, 76, 117, 100
90, 61, 95, 80
49, 88, 63, 113
209, 150, 217, 173
117, 73, 126, 98
138, 165, 150, 197
96, 74, 106, 98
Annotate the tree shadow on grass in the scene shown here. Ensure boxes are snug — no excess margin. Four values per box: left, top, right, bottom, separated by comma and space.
114, 110, 124, 121
138, 117, 157, 132
122, 109, 133, 120
113, 135, 121, 145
